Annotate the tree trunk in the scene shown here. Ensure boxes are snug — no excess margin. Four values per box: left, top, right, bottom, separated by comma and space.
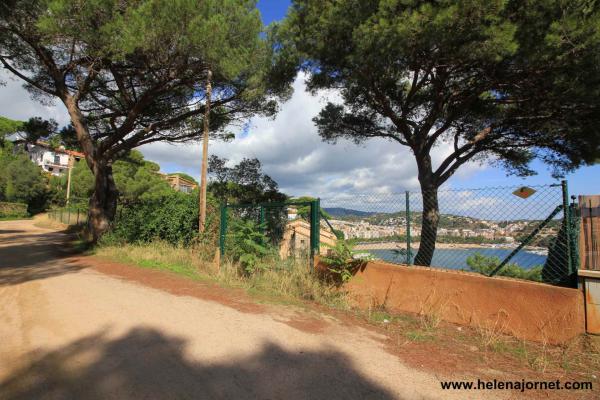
413, 156, 440, 266
87, 162, 118, 243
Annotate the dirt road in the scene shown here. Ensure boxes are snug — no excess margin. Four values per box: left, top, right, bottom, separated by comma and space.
0, 219, 492, 400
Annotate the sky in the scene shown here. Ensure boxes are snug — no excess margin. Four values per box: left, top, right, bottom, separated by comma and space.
1, 0, 598, 205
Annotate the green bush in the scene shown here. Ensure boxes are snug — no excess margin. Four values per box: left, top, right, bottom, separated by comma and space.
466, 253, 542, 282
0, 201, 29, 218
542, 206, 578, 287
0, 144, 50, 213
104, 191, 218, 247
225, 218, 275, 274
320, 240, 371, 283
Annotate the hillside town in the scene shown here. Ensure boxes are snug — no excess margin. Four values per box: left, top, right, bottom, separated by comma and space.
329, 215, 559, 244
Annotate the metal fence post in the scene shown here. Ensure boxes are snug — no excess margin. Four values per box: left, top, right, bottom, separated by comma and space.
562, 180, 573, 275
316, 198, 321, 253
219, 203, 227, 256
309, 199, 320, 260
259, 205, 265, 244
405, 191, 412, 265
570, 196, 580, 272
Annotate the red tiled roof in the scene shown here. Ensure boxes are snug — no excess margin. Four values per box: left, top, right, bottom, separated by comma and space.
66, 149, 85, 158
34, 141, 84, 158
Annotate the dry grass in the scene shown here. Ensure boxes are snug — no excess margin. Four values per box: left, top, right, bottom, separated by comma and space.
95, 241, 348, 310
415, 288, 449, 332
32, 213, 67, 230
475, 309, 509, 348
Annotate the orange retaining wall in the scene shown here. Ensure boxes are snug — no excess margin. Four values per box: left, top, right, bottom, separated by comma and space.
343, 260, 585, 344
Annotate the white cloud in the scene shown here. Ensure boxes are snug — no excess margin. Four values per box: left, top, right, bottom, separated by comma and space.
141, 75, 487, 201
0, 68, 487, 204
0, 70, 70, 126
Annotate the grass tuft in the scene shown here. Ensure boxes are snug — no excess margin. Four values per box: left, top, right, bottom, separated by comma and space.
96, 241, 347, 309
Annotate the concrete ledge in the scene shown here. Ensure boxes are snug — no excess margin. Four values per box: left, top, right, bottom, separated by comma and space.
578, 269, 600, 278
343, 260, 585, 344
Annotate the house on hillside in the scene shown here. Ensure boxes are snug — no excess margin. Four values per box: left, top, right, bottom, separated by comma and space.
163, 174, 198, 193
279, 219, 338, 259
24, 141, 84, 176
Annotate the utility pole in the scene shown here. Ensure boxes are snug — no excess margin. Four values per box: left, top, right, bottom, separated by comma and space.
66, 154, 74, 206
199, 69, 212, 233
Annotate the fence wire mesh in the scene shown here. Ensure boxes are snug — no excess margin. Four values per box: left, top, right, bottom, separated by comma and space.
221, 201, 321, 265
321, 183, 579, 287
48, 204, 88, 226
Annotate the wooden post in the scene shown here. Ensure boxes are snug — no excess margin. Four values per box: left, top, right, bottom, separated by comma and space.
579, 195, 600, 270
66, 154, 74, 206
199, 69, 212, 233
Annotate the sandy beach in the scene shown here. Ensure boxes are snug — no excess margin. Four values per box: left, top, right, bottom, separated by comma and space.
354, 242, 488, 250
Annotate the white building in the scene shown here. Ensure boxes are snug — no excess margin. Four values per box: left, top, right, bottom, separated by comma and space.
25, 142, 84, 176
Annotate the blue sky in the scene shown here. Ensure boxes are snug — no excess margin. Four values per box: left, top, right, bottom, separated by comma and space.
1, 0, 598, 199
254, 0, 600, 197
257, 0, 291, 24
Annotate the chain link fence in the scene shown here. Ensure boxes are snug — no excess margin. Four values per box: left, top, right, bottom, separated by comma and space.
321, 182, 579, 287
219, 200, 322, 264
48, 205, 88, 226
48, 197, 88, 226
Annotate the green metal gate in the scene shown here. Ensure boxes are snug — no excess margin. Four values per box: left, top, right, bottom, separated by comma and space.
219, 199, 321, 263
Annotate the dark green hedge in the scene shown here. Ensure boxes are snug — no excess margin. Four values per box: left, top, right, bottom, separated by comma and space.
106, 191, 218, 246
0, 202, 28, 218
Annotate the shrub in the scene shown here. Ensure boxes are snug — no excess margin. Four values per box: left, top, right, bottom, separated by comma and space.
0, 201, 29, 218
0, 147, 50, 213
320, 240, 370, 283
105, 191, 218, 247
225, 218, 275, 274
466, 253, 542, 282
542, 206, 578, 287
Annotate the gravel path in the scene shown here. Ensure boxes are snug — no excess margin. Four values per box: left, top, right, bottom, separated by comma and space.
0, 219, 495, 400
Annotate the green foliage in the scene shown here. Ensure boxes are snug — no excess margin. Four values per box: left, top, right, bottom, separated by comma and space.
105, 190, 218, 247
320, 240, 369, 282
170, 172, 198, 185
542, 206, 578, 287
208, 155, 287, 204
209, 155, 290, 248
0, 145, 49, 213
0, 116, 23, 143
279, 0, 600, 175
225, 218, 274, 274
1, 0, 290, 239
11, 117, 80, 150
466, 254, 542, 282
289, 196, 331, 220
276, 0, 600, 267
67, 150, 172, 204
20, 117, 58, 144
0, 201, 28, 218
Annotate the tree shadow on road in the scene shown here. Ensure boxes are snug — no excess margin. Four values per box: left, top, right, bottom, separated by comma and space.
0, 229, 87, 286
1, 327, 395, 400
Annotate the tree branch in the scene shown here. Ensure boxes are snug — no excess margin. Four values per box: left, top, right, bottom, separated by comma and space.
0, 57, 58, 96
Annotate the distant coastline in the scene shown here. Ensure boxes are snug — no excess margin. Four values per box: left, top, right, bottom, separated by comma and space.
354, 241, 485, 250
353, 241, 546, 253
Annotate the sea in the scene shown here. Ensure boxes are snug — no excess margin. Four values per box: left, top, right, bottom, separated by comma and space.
366, 247, 547, 270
